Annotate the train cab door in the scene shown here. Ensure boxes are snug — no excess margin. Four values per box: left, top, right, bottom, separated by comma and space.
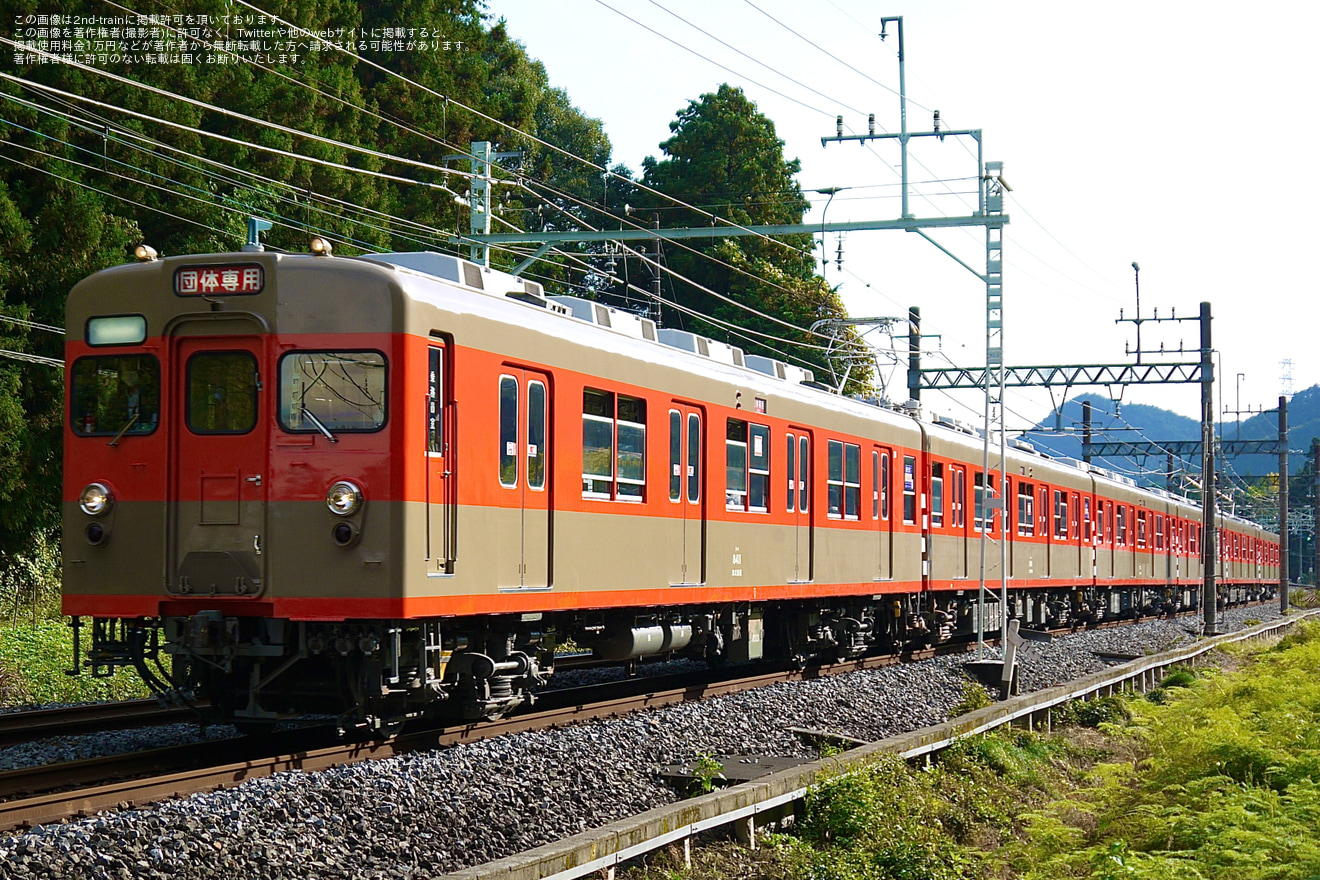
168, 333, 268, 597
785, 429, 813, 584
425, 343, 454, 574
872, 446, 893, 580
667, 406, 705, 586
497, 369, 552, 590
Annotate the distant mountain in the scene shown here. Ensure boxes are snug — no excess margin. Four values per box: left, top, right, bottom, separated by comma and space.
1017, 384, 1319, 484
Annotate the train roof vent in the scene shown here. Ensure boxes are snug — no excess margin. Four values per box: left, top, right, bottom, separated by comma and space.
658, 328, 700, 353
461, 261, 485, 290
697, 337, 710, 357
789, 366, 815, 384
547, 295, 658, 341
1011, 438, 1037, 454
934, 415, 979, 437
361, 251, 462, 283
549, 295, 595, 322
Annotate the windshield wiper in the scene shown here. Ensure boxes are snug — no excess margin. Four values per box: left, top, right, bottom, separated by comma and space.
107, 412, 139, 447
301, 406, 338, 443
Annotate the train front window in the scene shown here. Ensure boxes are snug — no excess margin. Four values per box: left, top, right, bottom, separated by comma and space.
70, 354, 160, 437
279, 351, 386, 434
187, 352, 257, 434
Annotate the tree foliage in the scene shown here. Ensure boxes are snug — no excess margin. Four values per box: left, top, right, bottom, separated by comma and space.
636, 84, 872, 389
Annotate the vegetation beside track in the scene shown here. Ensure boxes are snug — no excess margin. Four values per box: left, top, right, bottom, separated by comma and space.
0, 546, 146, 706
626, 618, 1320, 880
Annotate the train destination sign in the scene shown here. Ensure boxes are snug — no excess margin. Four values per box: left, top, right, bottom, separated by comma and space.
175, 264, 265, 296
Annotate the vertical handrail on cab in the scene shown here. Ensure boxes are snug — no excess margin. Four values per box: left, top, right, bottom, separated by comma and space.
447, 398, 458, 567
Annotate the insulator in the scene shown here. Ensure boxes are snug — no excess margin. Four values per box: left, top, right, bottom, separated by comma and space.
868, 113, 875, 136
836, 115, 843, 137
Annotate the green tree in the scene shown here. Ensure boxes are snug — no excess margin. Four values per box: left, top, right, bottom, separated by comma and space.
637, 84, 870, 388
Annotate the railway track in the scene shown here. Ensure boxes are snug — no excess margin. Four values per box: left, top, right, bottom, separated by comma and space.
0, 699, 197, 748
0, 602, 1262, 833
0, 645, 946, 832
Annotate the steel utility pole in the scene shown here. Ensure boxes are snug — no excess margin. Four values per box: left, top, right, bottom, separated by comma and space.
1201, 302, 1217, 635
1280, 396, 1289, 614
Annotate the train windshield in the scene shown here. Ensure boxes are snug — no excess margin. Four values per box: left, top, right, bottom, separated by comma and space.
70, 355, 161, 437
278, 351, 387, 434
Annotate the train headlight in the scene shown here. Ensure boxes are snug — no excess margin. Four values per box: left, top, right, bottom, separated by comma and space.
326, 480, 363, 516
79, 482, 113, 516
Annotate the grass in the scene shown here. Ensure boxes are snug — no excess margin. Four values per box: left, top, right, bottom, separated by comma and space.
0, 537, 148, 706
624, 620, 1320, 880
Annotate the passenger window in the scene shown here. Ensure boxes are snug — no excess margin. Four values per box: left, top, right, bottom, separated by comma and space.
930, 463, 944, 527
827, 440, 860, 520
70, 354, 161, 436
187, 351, 258, 434
787, 434, 796, 513
749, 424, 769, 512
687, 413, 701, 504
427, 347, 444, 454
582, 388, 646, 501
726, 420, 748, 510
499, 376, 518, 488
669, 411, 682, 502
279, 351, 386, 432
902, 455, 916, 525
1017, 482, 1035, 536
798, 435, 809, 512
527, 381, 546, 491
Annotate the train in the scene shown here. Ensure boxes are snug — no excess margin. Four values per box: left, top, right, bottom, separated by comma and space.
62, 242, 1280, 733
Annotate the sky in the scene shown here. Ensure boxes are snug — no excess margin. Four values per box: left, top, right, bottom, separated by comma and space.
483, 0, 1319, 432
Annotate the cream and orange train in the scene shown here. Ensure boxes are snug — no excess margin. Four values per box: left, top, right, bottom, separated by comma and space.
62, 248, 1279, 729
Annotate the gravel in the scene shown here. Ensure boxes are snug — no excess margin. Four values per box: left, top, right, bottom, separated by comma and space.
0, 604, 1283, 880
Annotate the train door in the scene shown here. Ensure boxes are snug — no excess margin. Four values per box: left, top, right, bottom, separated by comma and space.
787, 429, 813, 583
497, 369, 552, 589
872, 446, 892, 580
951, 467, 967, 578
668, 405, 705, 585
168, 333, 268, 597
425, 343, 454, 574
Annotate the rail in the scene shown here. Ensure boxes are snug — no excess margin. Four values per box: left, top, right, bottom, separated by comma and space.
440, 610, 1320, 880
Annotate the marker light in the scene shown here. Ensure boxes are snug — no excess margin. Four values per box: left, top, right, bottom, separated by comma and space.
310, 237, 334, 256
326, 481, 363, 516
79, 482, 113, 516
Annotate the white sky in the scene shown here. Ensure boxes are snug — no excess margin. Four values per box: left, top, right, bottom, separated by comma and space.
483, 0, 1319, 428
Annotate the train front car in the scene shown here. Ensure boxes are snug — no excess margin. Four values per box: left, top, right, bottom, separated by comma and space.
61, 250, 499, 733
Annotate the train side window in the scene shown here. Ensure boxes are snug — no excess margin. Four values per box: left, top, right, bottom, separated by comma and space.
844, 443, 860, 519
527, 381, 546, 491
1038, 486, 1049, 536
787, 434, 797, 513
1053, 490, 1067, 539
187, 351, 258, 434
871, 451, 879, 519
427, 347, 444, 454
1116, 505, 1127, 545
951, 467, 965, 527
725, 419, 768, 512
669, 411, 682, 502
499, 375, 519, 488
1017, 482, 1035, 536
930, 463, 944, 528
616, 396, 646, 500
687, 413, 701, 504
798, 435, 809, 512
902, 455, 916, 525
1083, 497, 1092, 541
1096, 501, 1105, 543
582, 388, 645, 501
70, 354, 161, 436
1137, 511, 1147, 548
279, 351, 386, 432
973, 472, 991, 532
881, 454, 890, 521
726, 420, 748, 510
1155, 514, 1164, 550
749, 424, 770, 512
